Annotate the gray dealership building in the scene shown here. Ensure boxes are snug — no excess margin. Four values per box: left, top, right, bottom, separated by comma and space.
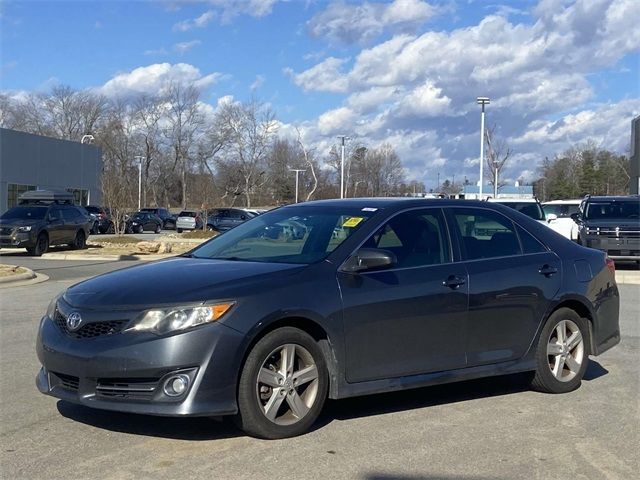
0, 128, 102, 213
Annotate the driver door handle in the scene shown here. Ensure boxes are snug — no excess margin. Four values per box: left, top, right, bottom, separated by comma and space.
539, 265, 558, 277
443, 275, 466, 289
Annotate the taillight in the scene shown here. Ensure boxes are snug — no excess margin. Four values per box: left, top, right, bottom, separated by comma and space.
605, 257, 616, 278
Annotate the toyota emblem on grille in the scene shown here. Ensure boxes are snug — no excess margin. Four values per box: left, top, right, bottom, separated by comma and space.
66, 312, 83, 331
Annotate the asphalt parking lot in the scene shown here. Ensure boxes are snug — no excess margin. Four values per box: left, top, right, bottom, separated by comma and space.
0, 259, 638, 480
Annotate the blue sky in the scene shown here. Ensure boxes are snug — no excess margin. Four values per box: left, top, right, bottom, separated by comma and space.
1, 0, 639, 187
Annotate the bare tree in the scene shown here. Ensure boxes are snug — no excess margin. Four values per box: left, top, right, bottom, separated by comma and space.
163, 83, 205, 208
218, 99, 278, 207
484, 125, 512, 189
295, 127, 318, 202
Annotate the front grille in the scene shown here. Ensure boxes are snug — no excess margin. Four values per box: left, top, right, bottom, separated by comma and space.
51, 371, 79, 391
96, 378, 160, 401
53, 309, 128, 339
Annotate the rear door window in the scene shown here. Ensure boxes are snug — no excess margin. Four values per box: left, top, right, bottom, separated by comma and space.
450, 208, 522, 260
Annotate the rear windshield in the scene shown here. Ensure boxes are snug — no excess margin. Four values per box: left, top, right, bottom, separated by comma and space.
496, 202, 544, 221
585, 201, 640, 220
1, 206, 48, 220
85, 206, 101, 214
178, 211, 197, 217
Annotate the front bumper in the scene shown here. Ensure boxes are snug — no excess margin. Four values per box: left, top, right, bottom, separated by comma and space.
584, 235, 640, 260
0, 230, 35, 248
36, 314, 245, 417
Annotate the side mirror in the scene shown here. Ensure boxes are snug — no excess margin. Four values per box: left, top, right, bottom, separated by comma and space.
240, 215, 246, 220
546, 213, 558, 222
342, 248, 397, 273
570, 212, 581, 222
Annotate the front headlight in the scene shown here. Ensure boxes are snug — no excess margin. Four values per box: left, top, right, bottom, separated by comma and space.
46, 295, 60, 318
18, 226, 32, 232
126, 303, 235, 335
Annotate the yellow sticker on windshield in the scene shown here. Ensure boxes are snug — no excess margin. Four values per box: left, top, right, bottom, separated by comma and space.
342, 217, 364, 228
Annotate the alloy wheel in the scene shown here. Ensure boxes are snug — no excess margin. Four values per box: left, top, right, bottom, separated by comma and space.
256, 343, 319, 426
547, 319, 585, 382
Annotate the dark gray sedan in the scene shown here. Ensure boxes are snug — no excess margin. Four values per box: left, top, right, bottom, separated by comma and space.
36, 198, 620, 438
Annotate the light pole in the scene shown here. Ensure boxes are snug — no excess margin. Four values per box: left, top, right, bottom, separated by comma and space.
337, 135, 349, 198
289, 169, 306, 203
493, 160, 499, 198
476, 96, 490, 199
134, 155, 145, 210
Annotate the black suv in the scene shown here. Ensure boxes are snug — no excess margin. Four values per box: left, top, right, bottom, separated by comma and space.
140, 208, 175, 230
573, 195, 640, 261
0, 190, 92, 256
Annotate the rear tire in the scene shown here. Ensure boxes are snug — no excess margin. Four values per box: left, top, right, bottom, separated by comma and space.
530, 308, 589, 394
155, 224, 162, 234
177, 228, 183, 233
235, 327, 328, 439
27, 233, 49, 256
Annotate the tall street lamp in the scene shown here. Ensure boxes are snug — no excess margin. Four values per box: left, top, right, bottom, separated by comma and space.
134, 155, 145, 210
337, 135, 349, 199
289, 169, 306, 203
493, 160, 499, 198
476, 96, 490, 199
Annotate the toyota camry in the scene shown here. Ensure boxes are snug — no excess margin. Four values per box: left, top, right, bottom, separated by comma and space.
36, 198, 620, 438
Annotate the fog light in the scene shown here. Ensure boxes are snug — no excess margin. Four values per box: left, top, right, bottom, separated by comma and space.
163, 374, 190, 397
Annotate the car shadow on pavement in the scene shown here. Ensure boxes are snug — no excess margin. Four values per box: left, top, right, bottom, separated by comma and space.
56, 401, 242, 441
583, 359, 608, 381
365, 475, 496, 480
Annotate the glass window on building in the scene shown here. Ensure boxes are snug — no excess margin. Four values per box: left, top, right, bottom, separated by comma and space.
7, 184, 37, 209
66, 188, 89, 206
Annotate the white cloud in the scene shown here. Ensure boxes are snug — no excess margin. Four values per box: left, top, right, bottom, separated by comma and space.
308, 0, 439, 45
317, 107, 358, 135
397, 81, 452, 117
250, 74, 266, 91
173, 40, 201, 54
98, 63, 222, 98
287, 57, 350, 93
173, 10, 215, 32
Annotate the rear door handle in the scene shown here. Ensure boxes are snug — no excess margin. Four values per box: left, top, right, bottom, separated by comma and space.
443, 275, 466, 289
539, 265, 558, 277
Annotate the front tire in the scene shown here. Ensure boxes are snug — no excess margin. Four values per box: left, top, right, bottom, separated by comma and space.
71, 230, 87, 250
27, 233, 49, 256
235, 327, 328, 439
177, 228, 183, 233
530, 308, 589, 394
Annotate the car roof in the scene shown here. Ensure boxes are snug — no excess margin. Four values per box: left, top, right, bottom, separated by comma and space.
487, 198, 538, 203
287, 197, 512, 210
585, 195, 639, 202
543, 199, 582, 204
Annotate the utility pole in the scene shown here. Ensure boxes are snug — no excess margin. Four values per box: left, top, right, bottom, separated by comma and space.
134, 155, 145, 210
476, 97, 490, 199
289, 169, 306, 203
493, 160, 499, 198
337, 135, 348, 199
437, 172, 440, 192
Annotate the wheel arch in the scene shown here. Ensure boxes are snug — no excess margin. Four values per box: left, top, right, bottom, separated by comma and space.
238, 315, 339, 399
544, 297, 596, 354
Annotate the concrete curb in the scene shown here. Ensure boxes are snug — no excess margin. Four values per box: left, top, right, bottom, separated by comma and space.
0, 272, 49, 288
615, 270, 640, 285
0, 266, 36, 284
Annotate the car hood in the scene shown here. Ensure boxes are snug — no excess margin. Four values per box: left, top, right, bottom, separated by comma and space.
583, 219, 640, 228
63, 257, 305, 309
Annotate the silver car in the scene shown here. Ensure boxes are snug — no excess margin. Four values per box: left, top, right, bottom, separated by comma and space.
175, 210, 203, 233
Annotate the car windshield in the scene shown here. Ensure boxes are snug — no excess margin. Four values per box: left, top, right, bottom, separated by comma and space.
543, 204, 580, 218
1, 206, 48, 220
585, 201, 640, 220
191, 206, 375, 264
496, 202, 545, 221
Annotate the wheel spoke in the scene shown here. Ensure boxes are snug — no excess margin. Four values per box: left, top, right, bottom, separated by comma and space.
566, 331, 582, 351
258, 368, 282, 388
552, 355, 566, 379
565, 354, 580, 373
547, 343, 563, 356
263, 388, 286, 421
286, 390, 309, 419
556, 321, 567, 343
292, 365, 318, 386
280, 344, 296, 376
